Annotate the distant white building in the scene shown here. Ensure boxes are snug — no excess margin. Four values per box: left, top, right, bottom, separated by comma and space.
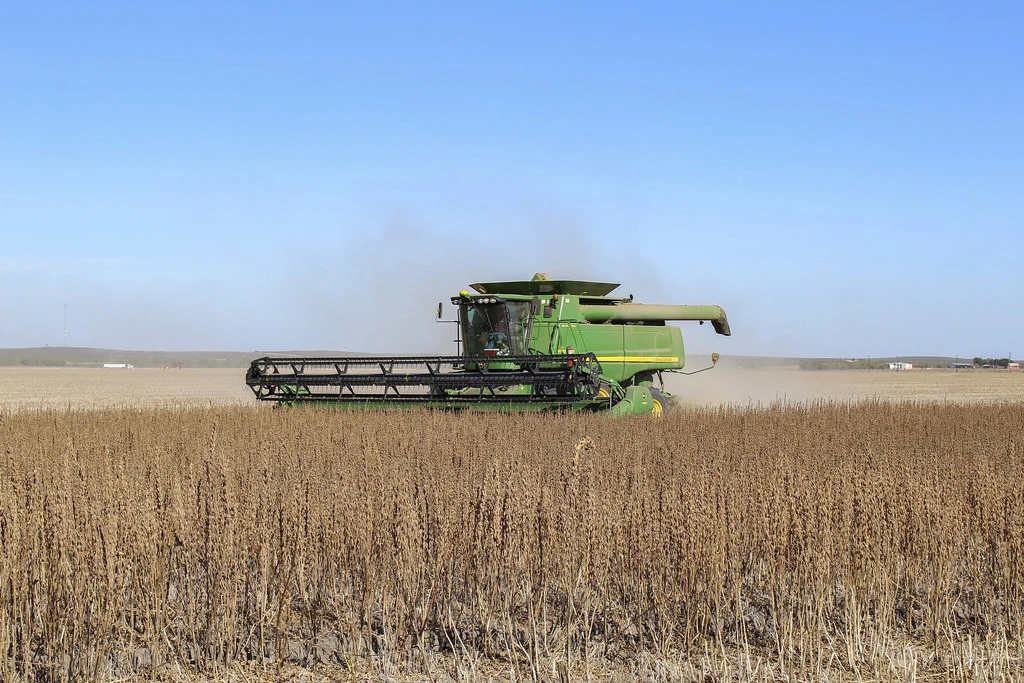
103, 363, 134, 369
887, 362, 913, 371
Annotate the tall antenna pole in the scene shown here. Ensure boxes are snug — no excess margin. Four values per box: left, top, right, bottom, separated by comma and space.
64, 304, 68, 347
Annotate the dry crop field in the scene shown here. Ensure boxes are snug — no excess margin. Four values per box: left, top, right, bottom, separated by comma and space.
2, 366, 1024, 412
671, 367, 1024, 406
2, 401, 1023, 682
0, 368, 251, 412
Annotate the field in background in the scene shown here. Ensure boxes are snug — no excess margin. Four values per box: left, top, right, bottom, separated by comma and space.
2, 404, 1022, 681
671, 367, 1024, 406
1, 366, 1022, 412
0, 368, 250, 411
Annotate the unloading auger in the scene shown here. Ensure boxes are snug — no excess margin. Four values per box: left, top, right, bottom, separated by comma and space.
245, 274, 730, 416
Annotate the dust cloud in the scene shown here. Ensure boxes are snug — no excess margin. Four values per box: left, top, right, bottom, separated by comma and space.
662, 357, 858, 407
274, 210, 628, 354
269, 208, 760, 357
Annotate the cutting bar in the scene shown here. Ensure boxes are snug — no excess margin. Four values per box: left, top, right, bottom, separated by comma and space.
245, 353, 602, 403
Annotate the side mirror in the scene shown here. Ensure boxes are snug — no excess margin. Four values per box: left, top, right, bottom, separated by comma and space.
437, 302, 443, 319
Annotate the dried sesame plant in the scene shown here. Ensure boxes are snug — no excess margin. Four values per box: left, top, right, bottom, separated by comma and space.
0, 401, 1022, 681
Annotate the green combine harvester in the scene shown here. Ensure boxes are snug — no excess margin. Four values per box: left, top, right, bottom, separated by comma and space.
246, 274, 730, 416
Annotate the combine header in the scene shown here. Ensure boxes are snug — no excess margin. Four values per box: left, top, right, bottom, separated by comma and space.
246, 274, 730, 416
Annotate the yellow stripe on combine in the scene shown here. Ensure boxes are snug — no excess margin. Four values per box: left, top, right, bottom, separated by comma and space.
597, 356, 680, 364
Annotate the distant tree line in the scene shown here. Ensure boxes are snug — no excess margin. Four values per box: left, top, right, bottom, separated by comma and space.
972, 358, 1012, 368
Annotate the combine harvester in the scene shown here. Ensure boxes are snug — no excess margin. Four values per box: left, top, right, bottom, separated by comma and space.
246, 274, 730, 416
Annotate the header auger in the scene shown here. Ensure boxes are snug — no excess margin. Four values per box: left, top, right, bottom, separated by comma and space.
246, 273, 730, 416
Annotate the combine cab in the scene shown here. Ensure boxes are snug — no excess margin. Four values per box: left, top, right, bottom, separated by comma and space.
246, 274, 730, 415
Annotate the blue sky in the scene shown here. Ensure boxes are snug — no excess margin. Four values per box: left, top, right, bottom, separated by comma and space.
1, 2, 1021, 357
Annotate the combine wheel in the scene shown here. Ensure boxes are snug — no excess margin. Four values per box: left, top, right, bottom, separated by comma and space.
596, 384, 616, 407
649, 388, 668, 417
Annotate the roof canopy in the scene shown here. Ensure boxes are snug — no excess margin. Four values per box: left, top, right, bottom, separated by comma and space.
470, 279, 621, 296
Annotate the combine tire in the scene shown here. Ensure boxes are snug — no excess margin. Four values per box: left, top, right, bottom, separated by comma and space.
650, 388, 668, 417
